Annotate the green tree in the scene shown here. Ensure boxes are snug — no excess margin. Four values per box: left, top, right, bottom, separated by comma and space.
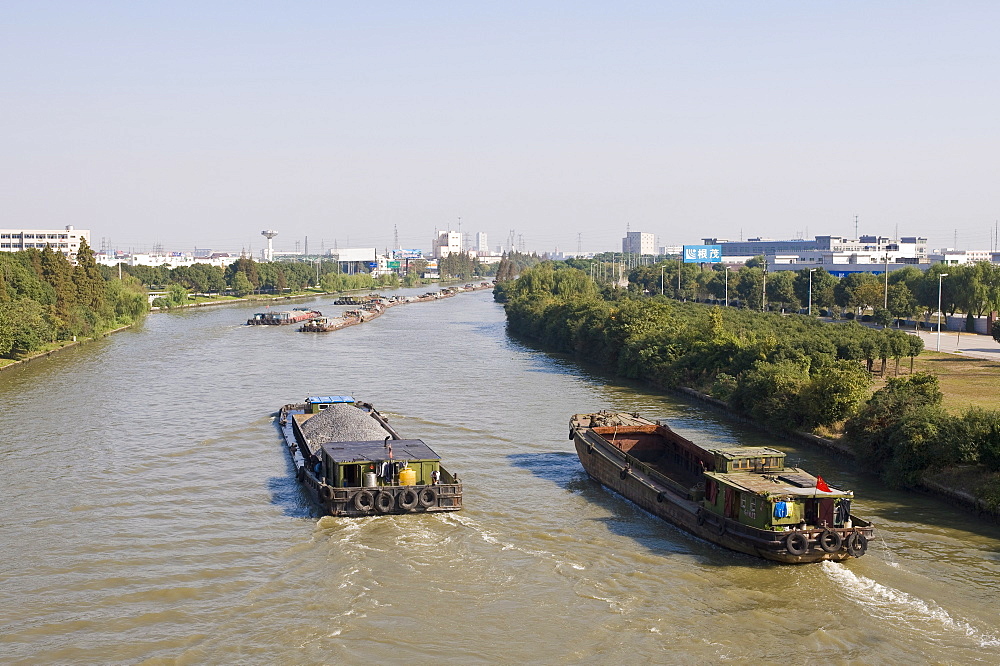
231, 271, 253, 297
0, 298, 52, 357
845, 373, 944, 485
798, 360, 874, 427
766, 270, 799, 312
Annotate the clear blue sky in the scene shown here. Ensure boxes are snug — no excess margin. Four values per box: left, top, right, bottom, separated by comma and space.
3, 2, 999, 255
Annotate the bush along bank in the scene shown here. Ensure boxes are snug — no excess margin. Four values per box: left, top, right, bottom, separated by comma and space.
500, 262, 1000, 515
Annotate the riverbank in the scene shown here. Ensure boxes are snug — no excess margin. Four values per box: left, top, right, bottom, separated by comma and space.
0, 324, 135, 372
2, 281, 492, 372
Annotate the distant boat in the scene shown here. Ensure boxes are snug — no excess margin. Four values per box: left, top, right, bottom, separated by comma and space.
570, 410, 874, 563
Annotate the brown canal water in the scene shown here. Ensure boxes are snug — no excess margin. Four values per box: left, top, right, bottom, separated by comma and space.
2, 289, 1000, 664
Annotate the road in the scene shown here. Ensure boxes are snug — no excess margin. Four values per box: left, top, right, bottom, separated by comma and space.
903, 325, 1000, 361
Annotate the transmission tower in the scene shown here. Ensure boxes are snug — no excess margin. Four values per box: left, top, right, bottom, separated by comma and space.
577, 233, 582, 254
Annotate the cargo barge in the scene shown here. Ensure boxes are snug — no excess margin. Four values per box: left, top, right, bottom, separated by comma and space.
570, 410, 874, 563
247, 307, 321, 325
279, 396, 462, 516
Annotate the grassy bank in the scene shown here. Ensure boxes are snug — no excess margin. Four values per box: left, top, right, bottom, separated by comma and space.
910, 352, 1000, 412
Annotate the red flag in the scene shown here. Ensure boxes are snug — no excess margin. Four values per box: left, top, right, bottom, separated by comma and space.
816, 476, 831, 492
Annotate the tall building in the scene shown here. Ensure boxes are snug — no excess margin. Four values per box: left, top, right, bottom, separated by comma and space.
432, 231, 463, 258
475, 232, 488, 254
0, 225, 90, 258
623, 231, 655, 255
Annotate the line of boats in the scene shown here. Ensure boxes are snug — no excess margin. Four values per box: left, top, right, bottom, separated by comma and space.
247, 283, 494, 331
277, 394, 875, 563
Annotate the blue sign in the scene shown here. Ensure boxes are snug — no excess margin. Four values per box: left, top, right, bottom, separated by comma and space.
683, 245, 722, 263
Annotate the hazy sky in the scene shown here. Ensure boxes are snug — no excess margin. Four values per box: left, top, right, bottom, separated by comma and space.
4, 2, 999, 255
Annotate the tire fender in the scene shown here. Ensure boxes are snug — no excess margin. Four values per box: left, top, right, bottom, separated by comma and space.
418, 487, 438, 508
785, 532, 809, 556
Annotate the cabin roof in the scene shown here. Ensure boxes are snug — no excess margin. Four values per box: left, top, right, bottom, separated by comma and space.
705, 445, 785, 460
705, 468, 853, 498
307, 395, 355, 404
320, 439, 441, 464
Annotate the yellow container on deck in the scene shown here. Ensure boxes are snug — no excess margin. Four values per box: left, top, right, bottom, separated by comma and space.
399, 468, 417, 486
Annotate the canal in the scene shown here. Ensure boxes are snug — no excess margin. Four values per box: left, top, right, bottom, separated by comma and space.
2, 288, 999, 663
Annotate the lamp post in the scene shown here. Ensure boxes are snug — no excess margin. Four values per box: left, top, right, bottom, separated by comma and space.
724, 266, 730, 307
677, 255, 682, 299
883, 253, 890, 309
936, 273, 949, 352
808, 268, 817, 316
761, 259, 768, 312
660, 265, 664, 296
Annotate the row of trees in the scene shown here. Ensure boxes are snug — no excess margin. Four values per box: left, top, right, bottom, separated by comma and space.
0, 242, 148, 358
501, 261, 1000, 491
566, 257, 1000, 327
112, 257, 333, 296
500, 262, 921, 428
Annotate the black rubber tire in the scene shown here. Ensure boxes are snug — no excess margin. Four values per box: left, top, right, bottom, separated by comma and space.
715, 519, 727, 537
398, 488, 419, 511
353, 489, 374, 512
295, 466, 305, 482
569, 430, 575, 440
847, 531, 868, 557
587, 443, 594, 455
785, 532, 809, 556
375, 491, 394, 513
418, 487, 438, 508
620, 468, 629, 480
697, 509, 706, 526
819, 529, 844, 553
656, 492, 665, 503
319, 485, 333, 502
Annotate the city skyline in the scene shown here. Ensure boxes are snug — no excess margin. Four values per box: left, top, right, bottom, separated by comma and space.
4, 3, 999, 255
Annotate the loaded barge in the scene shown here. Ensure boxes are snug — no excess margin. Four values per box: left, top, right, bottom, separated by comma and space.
247, 307, 321, 325
570, 411, 874, 563
279, 396, 462, 516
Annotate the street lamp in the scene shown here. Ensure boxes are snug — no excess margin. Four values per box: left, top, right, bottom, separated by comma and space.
808, 268, 817, 316
761, 259, 768, 312
937, 273, 949, 352
883, 253, 890, 309
724, 266, 730, 307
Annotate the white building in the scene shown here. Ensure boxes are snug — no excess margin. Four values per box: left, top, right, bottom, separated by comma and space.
929, 249, 994, 265
475, 232, 488, 254
623, 231, 655, 256
95, 252, 238, 269
432, 231, 463, 258
0, 225, 90, 258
